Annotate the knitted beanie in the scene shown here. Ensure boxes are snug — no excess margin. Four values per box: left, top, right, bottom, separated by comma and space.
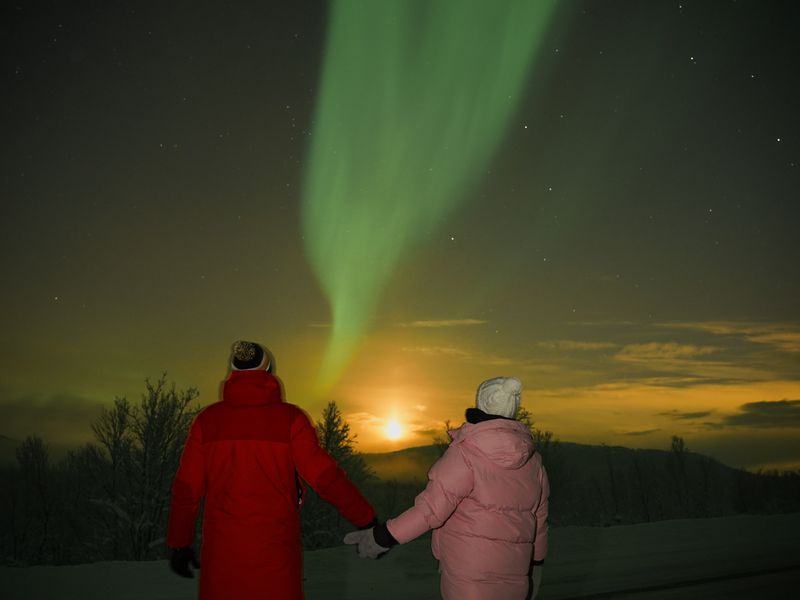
231, 340, 270, 371
476, 376, 522, 419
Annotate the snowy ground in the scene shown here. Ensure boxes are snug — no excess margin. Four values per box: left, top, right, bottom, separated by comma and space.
3, 513, 798, 599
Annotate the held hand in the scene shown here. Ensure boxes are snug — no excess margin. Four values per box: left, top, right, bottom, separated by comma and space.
343, 528, 390, 559
169, 546, 200, 578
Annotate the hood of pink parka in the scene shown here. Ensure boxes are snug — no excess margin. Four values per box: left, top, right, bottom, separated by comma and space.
449, 418, 535, 470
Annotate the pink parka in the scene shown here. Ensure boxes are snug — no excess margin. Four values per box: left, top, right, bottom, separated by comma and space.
386, 413, 549, 600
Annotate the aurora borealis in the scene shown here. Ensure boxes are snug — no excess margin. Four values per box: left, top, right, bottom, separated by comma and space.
1, 1, 799, 470
302, 0, 558, 390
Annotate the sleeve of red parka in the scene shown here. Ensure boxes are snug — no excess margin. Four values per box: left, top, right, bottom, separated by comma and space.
166, 414, 206, 548
290, 409, 376, 528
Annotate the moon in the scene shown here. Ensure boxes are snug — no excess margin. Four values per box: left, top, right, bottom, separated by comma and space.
386, 419, 403, 440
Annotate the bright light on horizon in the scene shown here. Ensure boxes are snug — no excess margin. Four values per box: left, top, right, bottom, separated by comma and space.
385, 419, 403, 440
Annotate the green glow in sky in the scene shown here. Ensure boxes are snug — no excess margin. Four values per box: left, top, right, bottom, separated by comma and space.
302, 0, 558, 389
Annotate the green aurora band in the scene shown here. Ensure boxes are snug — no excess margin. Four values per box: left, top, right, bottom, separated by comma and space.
302, 0, 558, 390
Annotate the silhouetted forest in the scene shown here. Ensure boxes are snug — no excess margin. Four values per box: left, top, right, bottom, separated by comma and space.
1, 376, 798, 566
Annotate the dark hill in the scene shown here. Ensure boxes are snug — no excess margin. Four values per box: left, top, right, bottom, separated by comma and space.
362, 445, 440, 482
363, 441, 800, 526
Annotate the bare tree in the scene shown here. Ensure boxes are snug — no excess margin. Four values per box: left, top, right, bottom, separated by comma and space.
14, 436, 52, 563
517, 407, 558, 460
602, 444, 620, 521
668, 435, 690, 517
631, 451, 652, 522
517, 406, 561, 505
88, 374, 199, 559
433, 419, 453, 457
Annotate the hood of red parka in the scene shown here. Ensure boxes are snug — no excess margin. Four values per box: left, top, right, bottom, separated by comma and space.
223, 370, 282, 405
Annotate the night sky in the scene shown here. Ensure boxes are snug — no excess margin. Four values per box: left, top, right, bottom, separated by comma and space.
2, 1, 798, 470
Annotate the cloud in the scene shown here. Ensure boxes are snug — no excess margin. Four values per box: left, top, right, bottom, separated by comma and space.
658, 321, 800, 353
746, 332, 800, 353
634, 376, 709, 388
538, 340, 617, 351
0, 393, 105, 446
621, 428, 661, 437
658, 409, 713, 420
570, 320, 639, 327
400, 345, 562, 373
403, 345, 472, 359
398, 319, 487, 328
412, 428, 441, 437
401, 345, 515, 366
702, 422, 726, 430
615, 342, 718, 362
344, 411, 382, 426
611, 342, 774, 381
527, 378, 800, 448
723, 399, 800, 429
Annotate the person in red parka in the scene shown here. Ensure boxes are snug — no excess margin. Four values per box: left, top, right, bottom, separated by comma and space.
166, 340, 377, 599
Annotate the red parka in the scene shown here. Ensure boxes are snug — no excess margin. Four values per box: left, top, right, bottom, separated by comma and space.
166, 369, 376, 599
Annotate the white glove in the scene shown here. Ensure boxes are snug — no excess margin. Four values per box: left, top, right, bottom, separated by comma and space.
530, 564, 543, 599
343, 528, 390, 559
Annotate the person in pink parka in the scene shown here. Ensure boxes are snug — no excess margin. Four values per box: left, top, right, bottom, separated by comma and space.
344, 376, 550, 600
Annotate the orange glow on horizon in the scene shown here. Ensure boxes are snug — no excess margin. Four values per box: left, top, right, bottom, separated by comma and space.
275, 326, 800, 470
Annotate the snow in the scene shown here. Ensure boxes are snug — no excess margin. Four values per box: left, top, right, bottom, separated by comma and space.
3, 513, 798, 599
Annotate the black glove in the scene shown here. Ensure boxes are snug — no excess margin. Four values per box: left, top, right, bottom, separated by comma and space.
169, 546, 200, 578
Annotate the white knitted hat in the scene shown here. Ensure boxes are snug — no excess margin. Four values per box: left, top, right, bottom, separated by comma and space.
476, 376, 522, 418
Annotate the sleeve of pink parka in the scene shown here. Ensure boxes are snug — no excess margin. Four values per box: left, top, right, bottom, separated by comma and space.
533, 463, 550, 562
166, 415, 206, 548
386, 443, 474, 544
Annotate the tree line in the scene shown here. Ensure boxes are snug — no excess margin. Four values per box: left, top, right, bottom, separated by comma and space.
0, 375, 378, 565
1, 375, 798, 566
2, 376, 198, 565
539, 435, 800, 527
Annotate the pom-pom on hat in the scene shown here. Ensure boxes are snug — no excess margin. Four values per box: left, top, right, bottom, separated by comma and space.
476, 376, 522, 418
231, 340, 270, 371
